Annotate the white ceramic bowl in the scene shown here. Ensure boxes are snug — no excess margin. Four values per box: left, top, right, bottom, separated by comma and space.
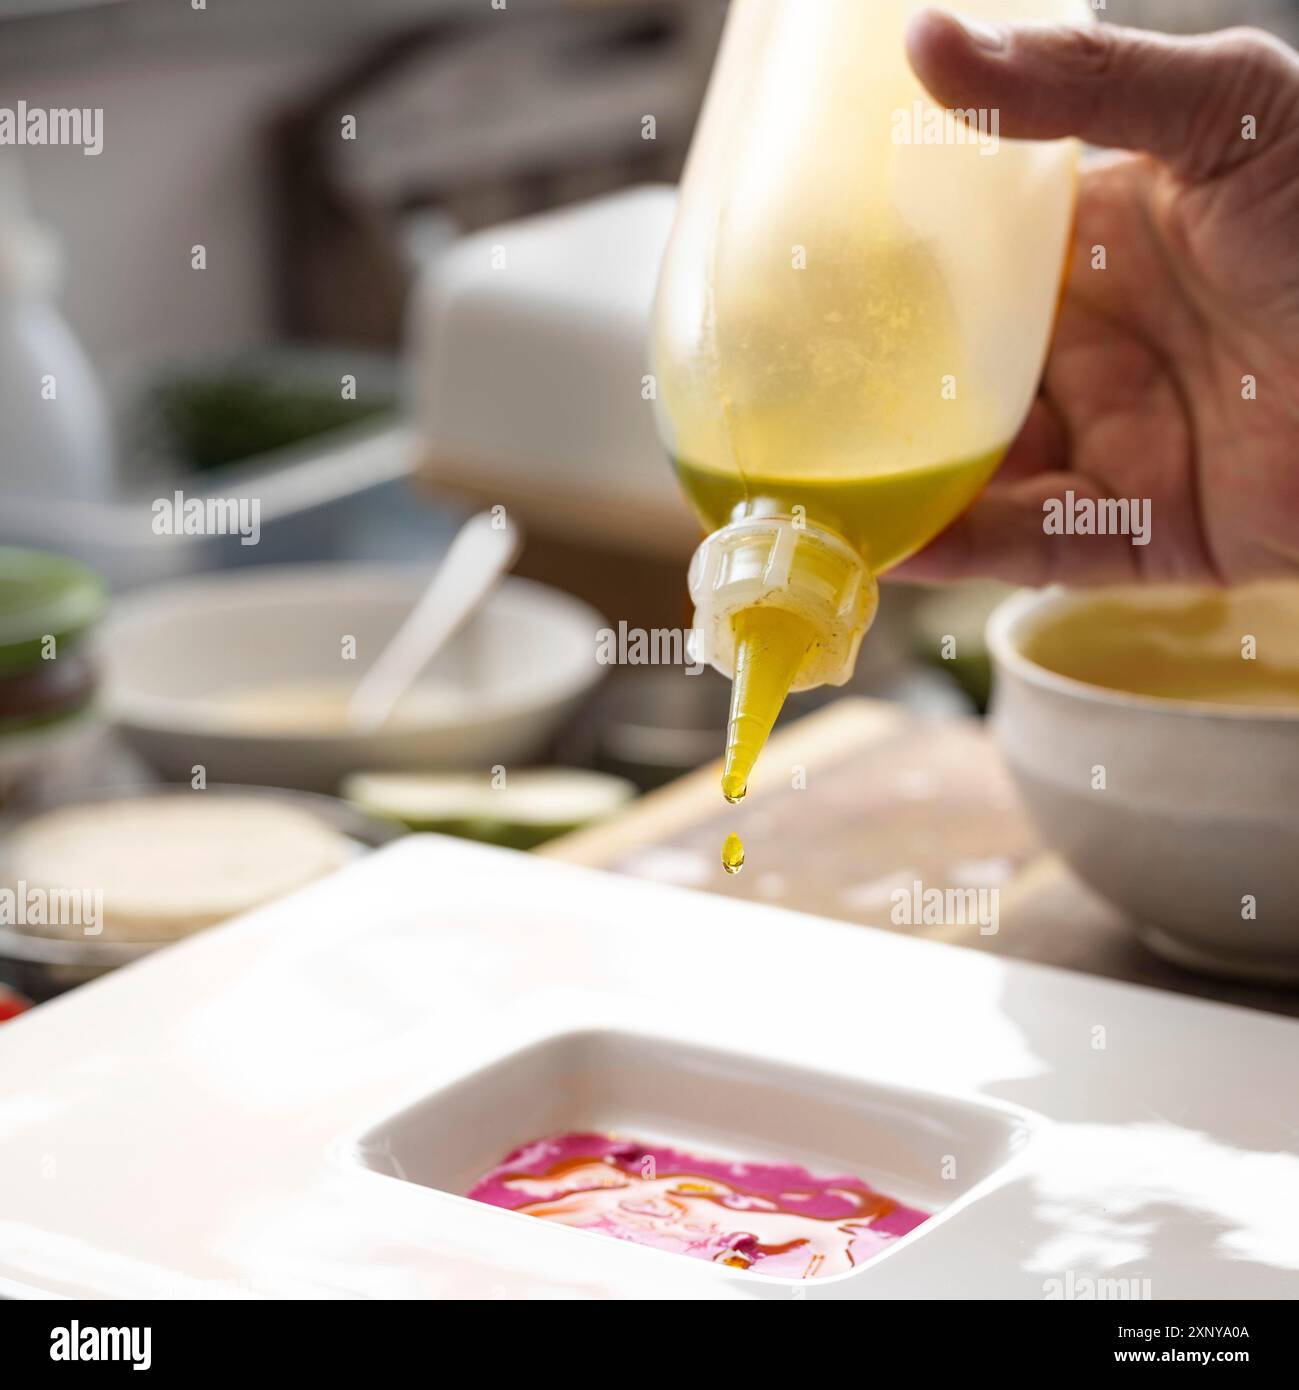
987, 585, 1299, 983
100, 565, 606, 793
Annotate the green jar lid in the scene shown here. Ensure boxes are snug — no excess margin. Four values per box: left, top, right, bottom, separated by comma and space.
0, 547, 106, 676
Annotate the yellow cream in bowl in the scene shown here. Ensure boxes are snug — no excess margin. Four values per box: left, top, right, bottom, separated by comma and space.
1020, 584, 1299, 710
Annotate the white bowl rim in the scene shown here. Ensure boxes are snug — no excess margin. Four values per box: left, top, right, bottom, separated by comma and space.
986, 584, 1299, 724
100, 562, 608, 741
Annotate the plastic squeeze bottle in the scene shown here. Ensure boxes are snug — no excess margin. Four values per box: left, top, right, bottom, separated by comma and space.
651, 0, 1088, 808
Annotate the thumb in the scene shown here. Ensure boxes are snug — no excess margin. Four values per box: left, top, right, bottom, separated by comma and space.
906, 8, 1299, 181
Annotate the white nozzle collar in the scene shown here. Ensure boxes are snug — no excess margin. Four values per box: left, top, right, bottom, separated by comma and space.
687, 516, 877, 689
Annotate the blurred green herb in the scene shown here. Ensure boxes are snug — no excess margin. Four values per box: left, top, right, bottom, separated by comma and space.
147, 373, 394, 472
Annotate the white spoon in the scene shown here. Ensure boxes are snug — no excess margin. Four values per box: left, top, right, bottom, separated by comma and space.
346, 510, 522, 733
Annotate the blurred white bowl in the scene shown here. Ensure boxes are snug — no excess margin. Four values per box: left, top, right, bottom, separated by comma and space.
100, 565, 606, 793
987, 585, 1299, 983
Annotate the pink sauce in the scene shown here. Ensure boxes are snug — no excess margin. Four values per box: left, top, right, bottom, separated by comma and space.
467, 1132, 929, 1279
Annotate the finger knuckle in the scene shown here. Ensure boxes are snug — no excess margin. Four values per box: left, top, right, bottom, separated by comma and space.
1193, 26, 1299, 154
1044, 22, 1117, 78
1212, 27, 1298, 82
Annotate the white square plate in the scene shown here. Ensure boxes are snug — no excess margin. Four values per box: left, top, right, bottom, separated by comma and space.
1, 836, 1296, 1299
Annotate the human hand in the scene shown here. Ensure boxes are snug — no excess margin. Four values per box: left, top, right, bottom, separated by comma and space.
900, 8, 1299, 585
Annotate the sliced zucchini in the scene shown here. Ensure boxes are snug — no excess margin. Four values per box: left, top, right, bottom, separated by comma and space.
342, 769, 635, 849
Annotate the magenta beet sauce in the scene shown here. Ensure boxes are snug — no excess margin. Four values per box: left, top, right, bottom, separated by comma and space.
467, 1131, 929, 1279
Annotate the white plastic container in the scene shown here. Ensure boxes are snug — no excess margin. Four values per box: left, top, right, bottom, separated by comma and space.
0, 159, 114, 504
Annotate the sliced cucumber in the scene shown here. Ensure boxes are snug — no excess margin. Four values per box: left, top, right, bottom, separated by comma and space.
342, 769, 635, 849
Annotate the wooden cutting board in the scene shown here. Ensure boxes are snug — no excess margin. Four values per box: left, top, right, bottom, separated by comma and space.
545, 698, 1299, 1019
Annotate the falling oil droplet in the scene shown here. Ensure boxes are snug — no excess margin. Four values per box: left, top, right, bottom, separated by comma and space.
722, 832, 745, 875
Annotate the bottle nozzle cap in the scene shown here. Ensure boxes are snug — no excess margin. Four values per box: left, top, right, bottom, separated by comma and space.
688, 516, 877, 688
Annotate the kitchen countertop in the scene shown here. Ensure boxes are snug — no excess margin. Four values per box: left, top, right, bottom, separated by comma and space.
545, 698, 1299, 1020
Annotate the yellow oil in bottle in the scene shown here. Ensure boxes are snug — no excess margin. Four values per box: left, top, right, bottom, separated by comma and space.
675, 449, 1005, 579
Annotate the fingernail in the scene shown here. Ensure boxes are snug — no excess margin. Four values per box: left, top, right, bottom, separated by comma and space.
950, 13, 1009, 53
